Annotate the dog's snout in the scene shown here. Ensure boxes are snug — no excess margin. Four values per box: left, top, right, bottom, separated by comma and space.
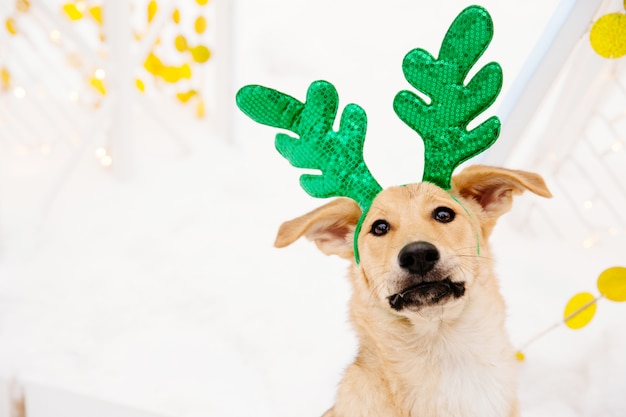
398, 241, 440, 275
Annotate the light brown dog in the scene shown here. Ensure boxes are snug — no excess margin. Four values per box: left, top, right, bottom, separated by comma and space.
275, 165, 551, 417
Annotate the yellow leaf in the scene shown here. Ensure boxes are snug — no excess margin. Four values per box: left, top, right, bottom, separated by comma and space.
89, 6, 103, 25
16, 0, 30, 13
196, 0, 209, 5
160, 64, 191, 83
590, 13, 626, 58
62, 3, 83, 20
147, 0, 158, 23
144, 52, 164, 75
135, 78, 145, 92
195, 16, 206, 34
196, 99, 205, 118
6, 17, 17, 35
90, 77, 106, 95
189, 45, 211, 63
564, 292, 597, 330
174, 35, 188, 52
172, 9, 180, 24
1, 67, 10, 92
597, 266, 626, 301
176, 90, 197, 103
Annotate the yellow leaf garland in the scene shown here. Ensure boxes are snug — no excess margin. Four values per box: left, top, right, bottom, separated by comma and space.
189, 45, 210, 63
147, 0, 158, 23
62, 3, 83, 20
89, 6, 103, 25
563, 292, 597, 330
6, 17, 17, 35
195, 16, 206, 34
597, 266, 626, 302
590, 12, 626, 58
175, 35, 188, 52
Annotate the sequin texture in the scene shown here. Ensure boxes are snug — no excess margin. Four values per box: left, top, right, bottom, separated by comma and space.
236, 81, 383, 211
393, 5, 502, 190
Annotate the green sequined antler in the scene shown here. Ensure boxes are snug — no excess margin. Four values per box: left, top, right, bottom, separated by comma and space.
393, 5, 503, 190
236, 80, 382, 212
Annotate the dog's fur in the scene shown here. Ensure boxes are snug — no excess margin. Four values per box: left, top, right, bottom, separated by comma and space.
274, 165, 552, 417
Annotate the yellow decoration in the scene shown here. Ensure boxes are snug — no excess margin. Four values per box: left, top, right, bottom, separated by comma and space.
196, 0, 209, 5
6, 17, 17, 35
590, 12, 626, 58
16, 0, 30, 13
62, 3, 84, 20
1, 67, 11, 92
176, 90, 197, 103
160, 64, 191, 83
195, 16, 207, 34
174, 35, 188, 52
172, 9, 180, 24
515, 351, 525, 362
196, 99, 205, 118
144, 52, 164, 75
135, 78, 145, 92
597, 266, 626, 302
189, 45, 211, 63
147, 0, 158, 23
89, 6, 103, 25
564, 292, 597, 330
89, 77, 106, 95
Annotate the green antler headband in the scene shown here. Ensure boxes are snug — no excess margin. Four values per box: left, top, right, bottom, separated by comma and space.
236, 80, 382, 212
236, 5, 502, 258
394, 5, 502, 189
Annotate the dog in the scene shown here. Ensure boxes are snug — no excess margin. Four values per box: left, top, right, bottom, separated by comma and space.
274, 164, 552, 417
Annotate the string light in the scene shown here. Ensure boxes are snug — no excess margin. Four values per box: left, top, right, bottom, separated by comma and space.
100, 154, 113, 167
583, 200, 594, 210
583, 235, 600, 248
94, 68, 106, 80
95, 146, 113, 168
94, 146, 107, 159
13, 86, 26, 98
75, 0, 87, 13
49, 29, 61, 43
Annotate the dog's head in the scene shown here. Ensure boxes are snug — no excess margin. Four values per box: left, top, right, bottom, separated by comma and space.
275, 165, 551, 319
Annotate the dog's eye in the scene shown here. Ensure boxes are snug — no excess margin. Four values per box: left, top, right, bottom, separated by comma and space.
370, 220, 391, 236
433, 207, 455, 223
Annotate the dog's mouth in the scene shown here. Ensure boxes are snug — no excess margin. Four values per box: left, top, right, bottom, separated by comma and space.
387, 278, 466, 311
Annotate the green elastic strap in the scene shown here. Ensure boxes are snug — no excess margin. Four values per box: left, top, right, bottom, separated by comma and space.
447, 191, 481, 256
353, 211, 367, 265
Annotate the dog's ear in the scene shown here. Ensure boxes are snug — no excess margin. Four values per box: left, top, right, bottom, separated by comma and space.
274, 198, 362, 259
452, 165, 552, 234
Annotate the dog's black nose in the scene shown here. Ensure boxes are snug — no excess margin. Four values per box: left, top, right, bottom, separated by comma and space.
398, 241, 440, 275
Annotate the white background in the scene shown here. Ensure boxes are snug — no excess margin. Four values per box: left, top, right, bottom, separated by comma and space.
1, 1, 626, 416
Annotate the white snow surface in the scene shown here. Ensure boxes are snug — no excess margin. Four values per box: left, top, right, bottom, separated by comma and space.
1, 0, 626, 416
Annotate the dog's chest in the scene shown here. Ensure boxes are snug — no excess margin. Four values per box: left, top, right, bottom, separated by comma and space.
398, 332, 516, 417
